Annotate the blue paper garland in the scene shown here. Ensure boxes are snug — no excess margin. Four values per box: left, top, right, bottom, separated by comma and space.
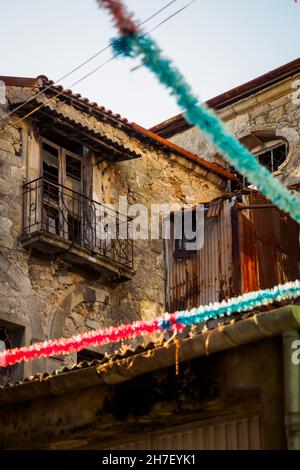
158, 280, 300, 330
112, 34, 300, 224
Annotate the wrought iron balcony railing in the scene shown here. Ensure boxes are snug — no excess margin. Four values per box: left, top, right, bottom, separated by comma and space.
22, 177, 133, 271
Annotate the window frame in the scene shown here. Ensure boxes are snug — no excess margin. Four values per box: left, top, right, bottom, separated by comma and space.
40, 137, 83, 189
40, 137, 84, 243
0, 320, 25, 385
254, 141, 288, 174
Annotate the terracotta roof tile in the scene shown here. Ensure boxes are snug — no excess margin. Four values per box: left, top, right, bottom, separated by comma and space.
150, 57, 300, 138
0, 74, 235, 181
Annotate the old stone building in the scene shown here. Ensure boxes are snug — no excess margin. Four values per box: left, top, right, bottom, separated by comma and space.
1, 305, 300, 450
151, 57, 300, 188
0, 74, 233, 383
0, 58, 300, 450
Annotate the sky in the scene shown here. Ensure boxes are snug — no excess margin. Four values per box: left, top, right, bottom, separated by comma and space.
1, 0, 300, 128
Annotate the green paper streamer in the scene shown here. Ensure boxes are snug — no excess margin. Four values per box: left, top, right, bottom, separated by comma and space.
112, 34, 300, 223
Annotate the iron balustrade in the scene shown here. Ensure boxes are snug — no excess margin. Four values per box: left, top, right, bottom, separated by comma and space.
22, 177, 133, 269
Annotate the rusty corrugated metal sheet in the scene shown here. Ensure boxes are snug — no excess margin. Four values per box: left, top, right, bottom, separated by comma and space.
167, 191, 299, 311
167, 198, 235, 311
132, 124, 237, 182
238, 211, 259, 293
1, 76, 236, 181
207, 199, 223, 218
150, 57, 300, 138
107, 415, 263, 450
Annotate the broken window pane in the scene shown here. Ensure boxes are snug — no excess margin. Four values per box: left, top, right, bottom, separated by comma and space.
68, 215, 81, 244
255, 143, 287, 173
0, 323, 24, 386
42, 143, 59, 184
77, 348, 104, 363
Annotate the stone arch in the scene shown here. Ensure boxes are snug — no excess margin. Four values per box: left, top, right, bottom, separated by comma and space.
0, 252, 43, 340
49, 284, 110, 339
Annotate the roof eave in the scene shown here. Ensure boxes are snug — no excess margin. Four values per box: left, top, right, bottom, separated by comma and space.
150, 57, 300, 138
132, 123, 237, 182
1, 304, 299, 405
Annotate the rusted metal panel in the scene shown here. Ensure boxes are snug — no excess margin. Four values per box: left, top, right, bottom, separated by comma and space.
0, 75, 43, 87
231, 203, 242, 295
167, 191, 299, 311
166, 198, 235, 311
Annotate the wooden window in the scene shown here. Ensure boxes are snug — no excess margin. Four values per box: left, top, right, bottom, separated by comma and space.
41, 137, 83, 243
255, 142, 287, 173
77, 348, 104, 363
0, 321, 24, 386
42, 142, 59, 184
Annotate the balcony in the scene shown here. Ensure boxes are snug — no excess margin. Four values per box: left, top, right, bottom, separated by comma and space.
22, 177, 134, 281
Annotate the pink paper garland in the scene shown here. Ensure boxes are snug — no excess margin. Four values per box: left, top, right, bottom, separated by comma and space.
0, 319, 162, 367
0, 280, 300, 368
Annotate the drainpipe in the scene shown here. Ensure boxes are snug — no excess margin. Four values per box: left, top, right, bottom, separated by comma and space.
282, 329, 300, 450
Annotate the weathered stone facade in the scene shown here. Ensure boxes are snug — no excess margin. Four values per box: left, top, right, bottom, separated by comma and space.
168, 73, 300, 186
0, 80, 228, 379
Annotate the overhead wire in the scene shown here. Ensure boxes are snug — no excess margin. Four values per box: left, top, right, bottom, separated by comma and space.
0, 0, 179, 126
0, 0, 195, 137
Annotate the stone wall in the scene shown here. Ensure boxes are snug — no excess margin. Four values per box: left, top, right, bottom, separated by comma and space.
0, 86, 223, 377
170, 73, 300, 186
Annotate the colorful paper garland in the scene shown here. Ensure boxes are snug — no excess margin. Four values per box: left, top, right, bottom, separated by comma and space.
97, 0, 300, 223
0, 280, 299, 367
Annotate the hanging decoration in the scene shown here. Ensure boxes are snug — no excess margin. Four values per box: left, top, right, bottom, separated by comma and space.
96, 0, 300, 224
0, 2, 299, 370
0, 280, 299, 368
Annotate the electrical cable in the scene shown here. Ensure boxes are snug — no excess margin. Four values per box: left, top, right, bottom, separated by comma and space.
0, 0, 180, 126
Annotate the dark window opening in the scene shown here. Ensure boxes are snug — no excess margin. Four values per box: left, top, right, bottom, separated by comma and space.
174, 210, 197, 260
43, 162, 59, 185
255, 143, 287, 173
232, 136, 288, 189
0, 326, 13, 349
68, 215, 81, 244
43, 178, 59, 203
0, 322, 24, 386
66, 155, 82, 181
42, 142, 59, 185
42, 131, 83, 155
77, 348, 104, 363
43, 142, 59, 159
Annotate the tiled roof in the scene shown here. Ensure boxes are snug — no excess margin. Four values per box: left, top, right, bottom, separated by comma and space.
0, 75, 236, 181
38, 75, 131, 124
0, 302, 286, 392
0, 341, 163, 390
1, 303, 299, 407
150, 57, 300, 138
